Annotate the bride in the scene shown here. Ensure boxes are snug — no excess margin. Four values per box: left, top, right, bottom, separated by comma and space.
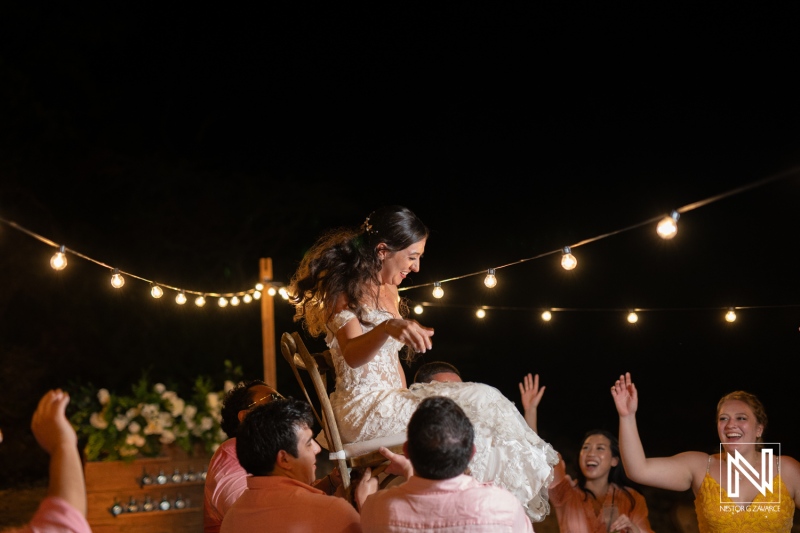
288, 205, 558, 521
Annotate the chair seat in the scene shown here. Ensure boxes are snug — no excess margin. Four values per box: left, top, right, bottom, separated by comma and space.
332, 434, 406, 467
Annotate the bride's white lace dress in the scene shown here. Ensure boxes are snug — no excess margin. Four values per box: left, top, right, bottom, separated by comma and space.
326, 308, 559, 522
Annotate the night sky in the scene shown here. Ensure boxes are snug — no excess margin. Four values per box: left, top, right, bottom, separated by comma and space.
2, 5, 800, 488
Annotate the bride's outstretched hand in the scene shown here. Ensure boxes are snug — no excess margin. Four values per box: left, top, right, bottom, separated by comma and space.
610, 372, 638, 417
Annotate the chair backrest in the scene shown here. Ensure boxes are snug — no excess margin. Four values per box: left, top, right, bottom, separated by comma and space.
279, 331, 351, 485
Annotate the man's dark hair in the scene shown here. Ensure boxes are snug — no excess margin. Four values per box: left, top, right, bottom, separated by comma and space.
413, 361, 461, 384
236, 397, 314, 476
219, 379, 269, 438
406, 396, 473, 480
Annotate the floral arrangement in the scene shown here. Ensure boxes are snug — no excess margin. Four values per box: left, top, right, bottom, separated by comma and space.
68, 362, 242, 462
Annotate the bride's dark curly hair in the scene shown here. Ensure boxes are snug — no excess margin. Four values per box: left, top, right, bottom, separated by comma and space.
288, 205, 429, 340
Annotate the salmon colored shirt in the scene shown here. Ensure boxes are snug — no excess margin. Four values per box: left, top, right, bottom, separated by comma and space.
204, 437, 247, 533
220, 475, 361, 533
360, 474, 534, 532
548, 478, 654, 533
9, 496, 91, 533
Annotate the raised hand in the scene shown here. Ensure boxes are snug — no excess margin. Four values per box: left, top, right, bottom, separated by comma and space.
519, 373, 545, 414
610, 372, 638, 417
31, 389, 76, 455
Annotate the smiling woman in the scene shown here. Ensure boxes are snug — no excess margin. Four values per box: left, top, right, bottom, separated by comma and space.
286, 205, 560, 522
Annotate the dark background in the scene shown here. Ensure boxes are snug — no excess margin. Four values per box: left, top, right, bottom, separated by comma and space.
2, 3, 800, 494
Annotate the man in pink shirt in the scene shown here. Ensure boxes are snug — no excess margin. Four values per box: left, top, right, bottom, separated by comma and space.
220, 397, 364, 533
204, 380, 341, 533
360, 396, 534, 532
9, 389, 92, 533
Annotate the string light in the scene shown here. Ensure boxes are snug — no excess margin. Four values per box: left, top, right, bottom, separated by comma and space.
50, 245, 67, 270
110, 269, 125, 288
432, 282, 444, 299
267, 286, 277, 296
561, 247, 577, 270
476, 308, 487, 319
725, 308, 737, 322
1, 169, 798, 319
218, 297, 228, 307
657, 210, 680, 239
541, 310, 552, 321
413, 304, 424, 314
195, 295, 206, 307
627, 311, 639, 324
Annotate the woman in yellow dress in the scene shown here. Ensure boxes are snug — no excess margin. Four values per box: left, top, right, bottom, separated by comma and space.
611, 372, 800, 532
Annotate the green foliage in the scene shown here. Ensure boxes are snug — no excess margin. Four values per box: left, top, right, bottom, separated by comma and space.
67, 361, 243, 462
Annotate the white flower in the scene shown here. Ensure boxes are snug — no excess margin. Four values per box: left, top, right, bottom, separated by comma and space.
90, 412, 109, 429
97, 389, 110, 405
200, 416, 214, 431
158, 411, 173, 428
224, 380, 235, 393
126, 407, 140, 419
125, 433, 145, 447
143, 418, 164, 435
183, 404, 198, 420
140, 403, 160, 419
128, 421, 141, 434
154, 383, 166, 394
159, 430, 176, 444
206, 392, 220, 410
113, 415, 129, 431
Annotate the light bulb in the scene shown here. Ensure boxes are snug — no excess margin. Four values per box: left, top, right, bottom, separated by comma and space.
176, 291, 187, 305
267, 286, 277, 296
476, 308, 486, 319
484, 269, 497, 288
414, 304, 423, 314
627, 311, 638, 324
243, 293, 253, 304
253, 291, 262, 300
541, 310, 552, 321
432, 282, 444, 299
110, 269, 125, 288
725, 308, 737, 322
50, 245, 68, 270
218, 297, 228, 307
150, 285, 163, 299
657, 210, 680, 239
279, 288, 289, 300
230, 296, 240, 306
561, 247, 577, 270
195, 295, 206, 307
255, 283, 264, 291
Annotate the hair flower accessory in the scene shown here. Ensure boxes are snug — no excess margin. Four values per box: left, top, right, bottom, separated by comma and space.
361, 216, 375, 235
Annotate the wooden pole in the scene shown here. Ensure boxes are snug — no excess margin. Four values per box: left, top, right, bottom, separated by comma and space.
259, 258, 276, 387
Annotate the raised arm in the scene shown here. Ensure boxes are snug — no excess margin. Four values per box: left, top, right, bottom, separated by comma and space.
611, 372, 699, 492
31, 389, 87, 516
518, 373, 545, 433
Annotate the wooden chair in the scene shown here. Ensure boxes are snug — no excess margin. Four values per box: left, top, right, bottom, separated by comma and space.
279, 331, 406, 491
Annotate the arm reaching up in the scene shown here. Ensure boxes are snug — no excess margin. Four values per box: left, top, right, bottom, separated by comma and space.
518, 373, 545, 433
31, 389, 87, 516
611, 372, 699, 492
